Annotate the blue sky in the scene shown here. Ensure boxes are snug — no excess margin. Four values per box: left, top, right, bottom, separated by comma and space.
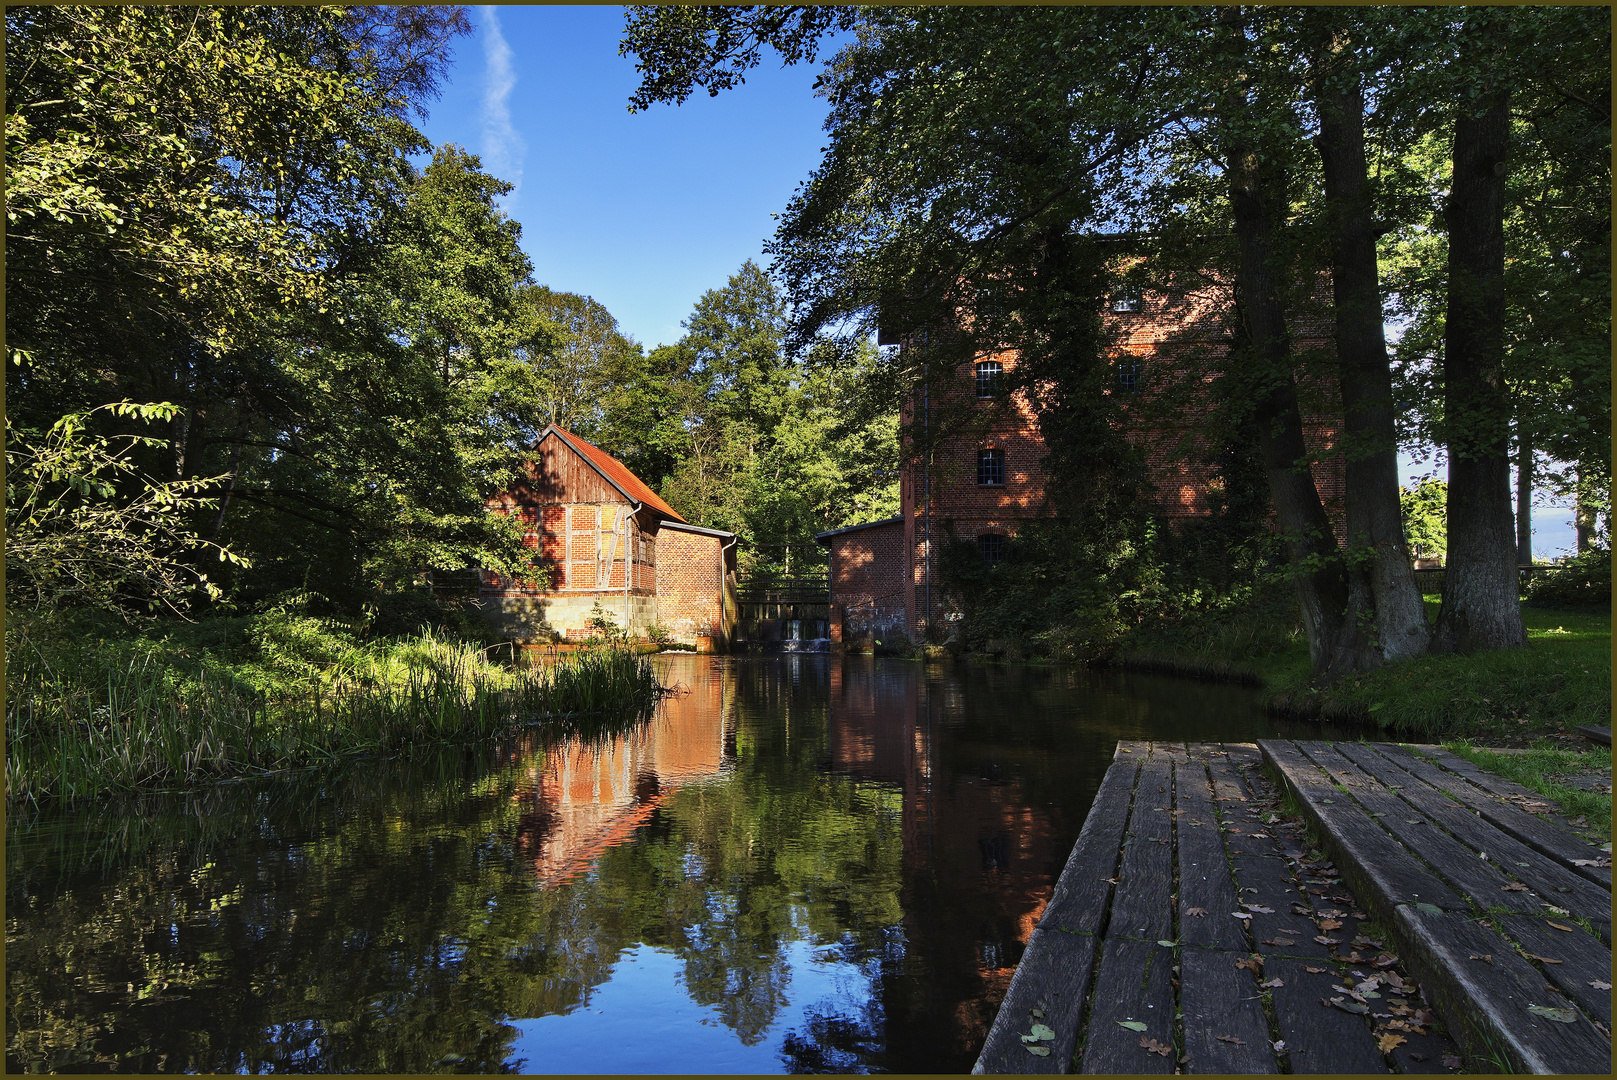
417, 5, 834, 352
418, 6, 1578, 557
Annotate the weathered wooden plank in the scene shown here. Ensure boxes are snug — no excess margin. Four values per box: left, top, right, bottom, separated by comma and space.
1259, 741, 1466, 914
1392, 904, 1613, 1074
1220, 742, 1263, 770
1378, 744, 1612, 889
1179, 947, 1278, 1074
972, 926, 1100, 1074
1337, 742, 1613, 928
1075, 937, 1176, 1074
1150, 741, 1190, 763
1261, 955, 1389, 1074
1110, 759, 1176, 943
1498, 915, 1613, 1027
1175, 761, 1248, 952
1229, 853, 1335, 959
1295, 742, 1544, 914
1040, 755, 1138, 936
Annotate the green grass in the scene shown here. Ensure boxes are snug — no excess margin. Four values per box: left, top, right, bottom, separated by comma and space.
1273, 604, 1611, 742
1120, 588, 1610, 744
6, 610, 668, 803
1439, 741, 1612, 843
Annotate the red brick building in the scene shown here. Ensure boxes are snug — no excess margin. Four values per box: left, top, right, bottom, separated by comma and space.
819, 273, 1345, 641
479, 425, 738, 646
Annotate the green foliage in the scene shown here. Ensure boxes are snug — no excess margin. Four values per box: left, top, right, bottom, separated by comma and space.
5, 402, 247, 616
1399, 478, 1448, 563
1522, 548, 1611, 609
6, 6, 541, 620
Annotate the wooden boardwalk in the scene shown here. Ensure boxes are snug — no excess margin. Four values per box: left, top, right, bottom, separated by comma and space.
974, 741, 1612, 1075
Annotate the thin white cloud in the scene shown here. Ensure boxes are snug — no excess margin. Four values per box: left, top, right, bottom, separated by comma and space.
479, 6, 525, 209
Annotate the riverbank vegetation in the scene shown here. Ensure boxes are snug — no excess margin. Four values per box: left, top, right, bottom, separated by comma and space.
5, 604, 665, 804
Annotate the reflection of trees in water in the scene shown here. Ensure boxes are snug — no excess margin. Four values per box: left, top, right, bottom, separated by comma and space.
6, 682, 907, 1073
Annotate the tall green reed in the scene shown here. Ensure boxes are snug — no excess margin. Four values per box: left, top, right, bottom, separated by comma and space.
6, 628, 666, 803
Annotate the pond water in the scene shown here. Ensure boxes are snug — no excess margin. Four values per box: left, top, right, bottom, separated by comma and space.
6, 655, 1356, 1074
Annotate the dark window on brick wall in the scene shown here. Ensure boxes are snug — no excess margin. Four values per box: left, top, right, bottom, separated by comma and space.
1117, 359, 1143, 394
1110, 284, 1143, 313
977, 448, 1005, 486
978, 533, 1006, 563
975, 360, 1002, 398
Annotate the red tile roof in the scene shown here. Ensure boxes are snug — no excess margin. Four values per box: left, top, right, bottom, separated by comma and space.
543, 426, 686, 523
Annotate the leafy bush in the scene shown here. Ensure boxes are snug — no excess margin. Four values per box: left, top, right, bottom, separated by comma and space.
1523, 548, 1611, 608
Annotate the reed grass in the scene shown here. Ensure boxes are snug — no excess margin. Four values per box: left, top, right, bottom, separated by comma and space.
6, 625, 666, 803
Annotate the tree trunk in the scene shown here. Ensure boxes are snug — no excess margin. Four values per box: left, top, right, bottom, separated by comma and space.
1227, 145, 1358, 679
1515, 425, 1532, 564
1311, 40, 1430, 664
1433, 87, 1526, 652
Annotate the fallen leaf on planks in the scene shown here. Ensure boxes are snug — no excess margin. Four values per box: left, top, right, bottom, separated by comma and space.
1260, 977, 1284, 988
1589, 980, 1611, 991
1024, 1045, 1050, 1057
1469, 954, 1494, 964
1304, 966, 1327, 973
1235, 956, 1263, 976
1327, 996, 1370, 1015
1502, 882, 1529, 892
1185, 907, 1208, 918
1117, 1021, 1148, 1032
1318, 918, 1343, 930
1377, 1033, 1408, 1053
1216, 1034, 1245, 1045
1521, 951, 1563, 964
1571, 857, 1610, 867
1370, 953, 1399, 969
1525, 1004, 1578, 1023
1272, 1040, 1287, 1054
1139, 1036, 1173, 1057
1442, 1054, 1463, 1069
1545, 921, 1576, 932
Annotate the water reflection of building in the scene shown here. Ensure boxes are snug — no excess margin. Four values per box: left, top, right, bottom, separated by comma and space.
511, 665, 732, 887
825, 659, 1063, 1067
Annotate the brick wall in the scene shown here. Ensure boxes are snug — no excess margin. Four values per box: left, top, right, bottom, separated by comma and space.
885, 270, 1348, 634
655, 528, 738, 644
825, 520, 909, 639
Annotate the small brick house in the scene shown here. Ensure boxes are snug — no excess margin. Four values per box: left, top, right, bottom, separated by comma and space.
479, 425, 738, 646
819, 271, 1346, 641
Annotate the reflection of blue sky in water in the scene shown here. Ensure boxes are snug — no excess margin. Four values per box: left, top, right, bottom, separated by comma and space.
506, 936, 879, 1074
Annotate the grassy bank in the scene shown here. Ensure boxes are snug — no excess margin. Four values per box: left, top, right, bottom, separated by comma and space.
5, 608, 667, 803
1117, 587, 1611, 744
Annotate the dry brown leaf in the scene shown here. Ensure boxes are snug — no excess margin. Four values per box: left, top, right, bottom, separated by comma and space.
1260, 977, 1284, 988
1186, 907, 1208, 918
1304, 966, 1327, 973
1377, 1033, 1408, 1053
1370, 953, 1399, 969
1502, 882, 1529, 892
1216, 1034, 1246, 1045
1319, 918, 1344, 930
1261, 938, 1293, 947
1589, 980, 1612, 991
1469, 954, 1494, 964
1139, 1036, 1172, 1057
1546, 921, 1576, 932
1521, 952, 1563, 965
1235, 956, 1263, 976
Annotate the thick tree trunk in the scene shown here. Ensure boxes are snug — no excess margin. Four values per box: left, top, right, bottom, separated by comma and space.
1433, 89, 1526, 652
1312, 46, 1430, 664
1227, 147, 1358, 679
1515, 426, 1532, 564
